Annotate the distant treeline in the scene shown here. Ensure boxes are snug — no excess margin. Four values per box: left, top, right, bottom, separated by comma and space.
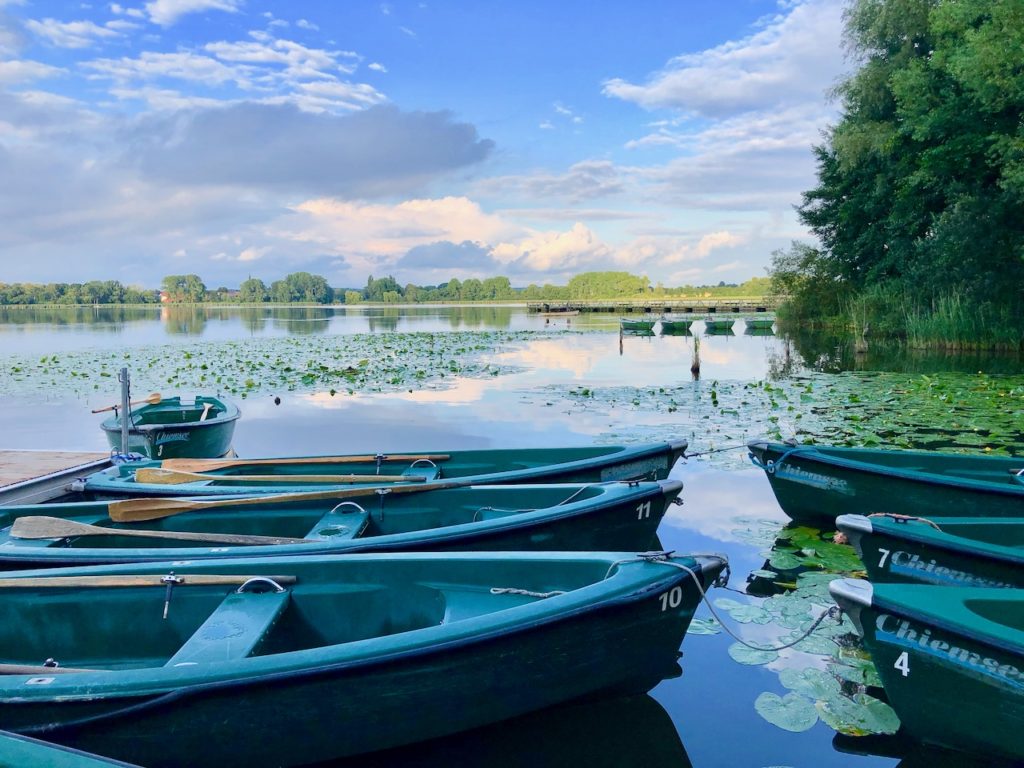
0, 272, 772, 306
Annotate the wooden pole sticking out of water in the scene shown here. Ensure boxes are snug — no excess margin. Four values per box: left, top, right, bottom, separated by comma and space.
691, 337, 701, 379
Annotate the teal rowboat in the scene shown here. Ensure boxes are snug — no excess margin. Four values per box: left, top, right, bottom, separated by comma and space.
100, 396, 239, 459
748, 440, 1024, 525
659, 317, 694, 334
620, 318, 656, 332
0, 480, 681, 567
743, 317, 775, 330
0, 550, 727, 767
702, 318, 735, 333
0, 731, 138, 767
80, 441, 688, 498
831, 578, 1024, 761
837, 513, 1024, 588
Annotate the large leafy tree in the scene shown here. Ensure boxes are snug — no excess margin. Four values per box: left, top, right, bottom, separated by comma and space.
797, 0, 1024, 311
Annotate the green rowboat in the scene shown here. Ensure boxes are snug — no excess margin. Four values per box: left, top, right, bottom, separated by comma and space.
743, 317, 775, 330
620, 318, 656, 332
100, 396, 239, 460
702, 318, 735, 333
0, 480, 681, 567
80, 440, 688, 498
837, 513, 1024, 588
659, 317, 694, 335
831, 578, 1024, 761
748, 440, 1024, 525
0, 550, 727, 766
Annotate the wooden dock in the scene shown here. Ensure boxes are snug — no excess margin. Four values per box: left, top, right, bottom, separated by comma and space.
526, 297, 784, 314
0, 450, 110, 505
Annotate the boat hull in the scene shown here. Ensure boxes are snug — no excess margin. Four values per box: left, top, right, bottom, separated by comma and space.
831, 579, 1024, 761
837, 513, 1024, 588
81, 441, 688, 498
0, 481, 681, 567
748, 441, 1024, 526
101, 397, 239, 460
620, 319, 656, 332
0, 551, 723, 766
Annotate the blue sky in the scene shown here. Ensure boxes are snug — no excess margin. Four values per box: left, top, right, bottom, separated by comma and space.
0, 0, 848, 289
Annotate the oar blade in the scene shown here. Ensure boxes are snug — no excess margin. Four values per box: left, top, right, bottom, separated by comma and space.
10, 516, 84, 540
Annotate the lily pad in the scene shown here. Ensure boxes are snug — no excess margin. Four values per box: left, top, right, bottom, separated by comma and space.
728, 642, 779, 666
815, 693, 900, 736
686, 618, 722, 635
779, 667, 842, 700
754, 692, 819, 732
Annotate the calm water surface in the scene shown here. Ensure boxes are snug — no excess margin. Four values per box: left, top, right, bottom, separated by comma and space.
0, 305, 1019, 767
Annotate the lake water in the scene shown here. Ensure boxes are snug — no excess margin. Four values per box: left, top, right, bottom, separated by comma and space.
0, 304, 1021, 767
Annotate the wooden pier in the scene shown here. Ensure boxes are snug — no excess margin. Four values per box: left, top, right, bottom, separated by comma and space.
0, 450, 110, 505
526, 297, 784, 314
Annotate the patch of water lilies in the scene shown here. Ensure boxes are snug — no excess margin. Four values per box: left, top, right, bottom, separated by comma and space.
0, 331, 542, 400
711, 518, 899, 737
535, 370, 1024, 465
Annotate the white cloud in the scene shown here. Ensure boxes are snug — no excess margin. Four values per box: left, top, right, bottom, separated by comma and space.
24, 18, 124, 48
296, 19, 319, 31
603, 0, 844, 118
85, 51, 239, 84
476, 160, 623, 203
145, 0, 242, 27
492, 222, 613, 272
110, 4, 147, 19
367, 62, 386, 73
0, 59, 61, 84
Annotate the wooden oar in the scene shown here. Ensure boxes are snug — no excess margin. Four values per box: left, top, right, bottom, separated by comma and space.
108, 479, 468, 523
92, 392, 161, 414
134, 468, 425, 486
11, 517, 311, 546
161, 453, 451, 473
0, 574, 298, 589
199, 402, 213, 422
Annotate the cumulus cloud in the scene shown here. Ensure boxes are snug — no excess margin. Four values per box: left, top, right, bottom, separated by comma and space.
24, 18, 125, 48
0, 59, 61, 84
129, 103, 493, 196
398, 240, 498, 270
145, 0, 242, 27
602, 0, 845, 118
477, 160, 623, 203
492, 223, 613, 273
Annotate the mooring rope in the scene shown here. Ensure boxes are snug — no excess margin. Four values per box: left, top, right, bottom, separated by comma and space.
645, 555, 844, 654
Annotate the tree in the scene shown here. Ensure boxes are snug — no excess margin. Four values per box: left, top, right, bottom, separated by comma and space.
239, 277, 269, 303
161, 275, 206, 303
792, 0, 1024, 330
343, 290, 362, 304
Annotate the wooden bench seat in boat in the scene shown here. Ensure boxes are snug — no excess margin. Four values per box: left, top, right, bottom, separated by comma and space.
166, 586, 290, 667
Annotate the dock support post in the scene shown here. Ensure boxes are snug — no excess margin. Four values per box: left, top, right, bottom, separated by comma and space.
118, 367, 130, 455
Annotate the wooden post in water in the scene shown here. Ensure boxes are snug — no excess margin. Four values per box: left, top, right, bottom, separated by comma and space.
118, 367, 130, 454
691, 337, 701, 380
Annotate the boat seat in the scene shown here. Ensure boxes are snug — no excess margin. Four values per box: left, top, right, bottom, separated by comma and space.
401, 465, 441, 482
166, 587, 290, 667
305, 505, 371, 541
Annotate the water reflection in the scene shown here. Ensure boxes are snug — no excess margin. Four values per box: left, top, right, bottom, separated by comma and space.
0, 305, 1020, 377
320, 694, 691, 768
270, 308, 331, 335
832, 733, 1003, 768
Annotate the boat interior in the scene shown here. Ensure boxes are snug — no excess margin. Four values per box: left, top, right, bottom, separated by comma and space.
0, 484, 615, 549
0, 558, 615, 671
